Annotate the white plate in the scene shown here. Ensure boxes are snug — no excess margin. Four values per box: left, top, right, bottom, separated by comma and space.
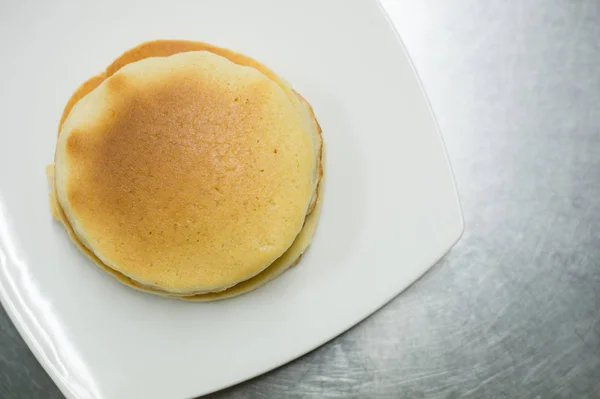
0, 0, 463, 398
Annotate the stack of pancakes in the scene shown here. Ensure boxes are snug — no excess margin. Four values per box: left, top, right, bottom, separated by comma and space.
48, 40, 324, 301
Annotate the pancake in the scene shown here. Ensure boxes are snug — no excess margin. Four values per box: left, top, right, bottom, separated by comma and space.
49, 40, 324, 300
54, 52, 317, 294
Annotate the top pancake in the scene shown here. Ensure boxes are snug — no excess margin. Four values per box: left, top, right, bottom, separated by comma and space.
54, 51, 318, 294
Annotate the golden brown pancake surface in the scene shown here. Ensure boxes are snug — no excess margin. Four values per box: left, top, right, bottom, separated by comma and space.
50, 40, 324, 300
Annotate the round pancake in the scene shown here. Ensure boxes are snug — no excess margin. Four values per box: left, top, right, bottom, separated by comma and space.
50, 40, 324, 300
54, 50, 319, 294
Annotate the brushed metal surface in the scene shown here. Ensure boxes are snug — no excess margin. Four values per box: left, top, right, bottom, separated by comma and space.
1, 0, 599, 398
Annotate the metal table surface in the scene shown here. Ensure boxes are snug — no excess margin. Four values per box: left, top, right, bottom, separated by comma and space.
1, 1, 599, 398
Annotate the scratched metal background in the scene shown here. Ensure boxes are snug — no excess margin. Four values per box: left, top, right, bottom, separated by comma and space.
1, 0, 600, 398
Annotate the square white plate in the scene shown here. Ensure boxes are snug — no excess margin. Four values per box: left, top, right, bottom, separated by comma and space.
0, 0, 463, 398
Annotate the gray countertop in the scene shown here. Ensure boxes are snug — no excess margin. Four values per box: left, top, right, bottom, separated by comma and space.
2, 0, 599, 398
